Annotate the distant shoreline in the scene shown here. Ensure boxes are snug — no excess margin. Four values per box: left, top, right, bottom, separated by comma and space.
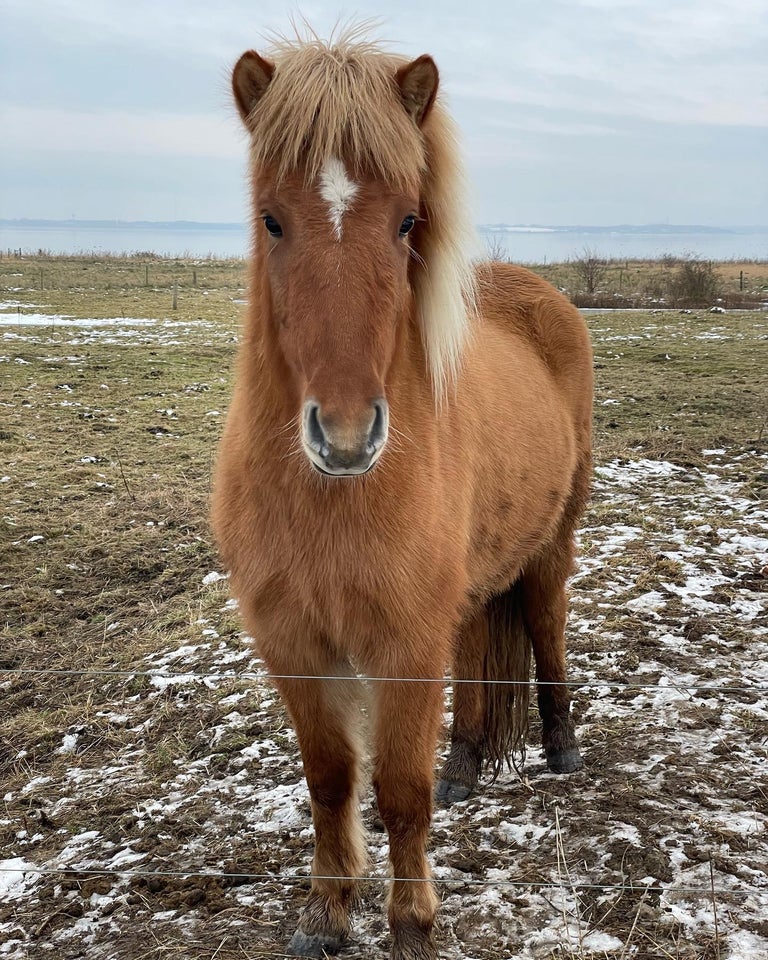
3, 220, 766, 262
3, 218, 767, 236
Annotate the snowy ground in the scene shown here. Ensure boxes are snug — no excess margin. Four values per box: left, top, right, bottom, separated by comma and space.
1, 310, 767, 959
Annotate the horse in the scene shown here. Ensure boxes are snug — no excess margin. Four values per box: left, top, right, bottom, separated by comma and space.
212, 29, 593, 960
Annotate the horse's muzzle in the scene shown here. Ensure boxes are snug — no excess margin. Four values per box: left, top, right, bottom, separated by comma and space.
302, 398, 388, 477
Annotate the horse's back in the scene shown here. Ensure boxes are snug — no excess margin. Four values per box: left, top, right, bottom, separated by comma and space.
474, 261, 593, 432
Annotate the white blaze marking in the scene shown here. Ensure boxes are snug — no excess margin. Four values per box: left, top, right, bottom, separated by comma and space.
318, 157, 359, 240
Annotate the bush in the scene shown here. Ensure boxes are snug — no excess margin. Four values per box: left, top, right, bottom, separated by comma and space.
669, 258, 721, 307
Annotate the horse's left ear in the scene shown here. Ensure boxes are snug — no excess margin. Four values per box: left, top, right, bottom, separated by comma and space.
396, 55, 439, 127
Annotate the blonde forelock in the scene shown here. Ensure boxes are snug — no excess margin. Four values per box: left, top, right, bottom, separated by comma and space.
248, 34, 424, 189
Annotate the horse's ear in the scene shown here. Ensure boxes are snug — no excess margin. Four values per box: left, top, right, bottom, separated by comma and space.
396, 55, 439, 127
232, 51, 275, 126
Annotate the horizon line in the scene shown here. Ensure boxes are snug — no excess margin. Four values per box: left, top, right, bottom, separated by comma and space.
2, 218, 767, 234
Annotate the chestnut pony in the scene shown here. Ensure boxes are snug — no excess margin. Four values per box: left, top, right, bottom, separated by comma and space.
212, 32, 593, 960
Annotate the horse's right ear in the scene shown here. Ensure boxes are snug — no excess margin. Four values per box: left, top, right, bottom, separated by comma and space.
232, 51, 275, 126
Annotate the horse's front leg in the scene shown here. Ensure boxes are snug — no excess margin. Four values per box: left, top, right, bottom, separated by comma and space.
371, 663, 445, 960
265, 648, 365, 958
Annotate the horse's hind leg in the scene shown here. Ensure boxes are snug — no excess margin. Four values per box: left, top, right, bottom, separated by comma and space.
522, 533, 584, 774
436, 612, 486, 803
267, 655, 365, 958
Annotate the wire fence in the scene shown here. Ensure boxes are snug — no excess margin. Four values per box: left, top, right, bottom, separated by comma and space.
3, 659, 765, 907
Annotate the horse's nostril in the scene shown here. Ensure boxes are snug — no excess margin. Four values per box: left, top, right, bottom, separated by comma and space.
305, 402, 329, 456
370, 400, 388, 449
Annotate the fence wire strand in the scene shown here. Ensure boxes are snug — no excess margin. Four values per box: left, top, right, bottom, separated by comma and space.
1, 667, 766, 694
0, 864, 754, 898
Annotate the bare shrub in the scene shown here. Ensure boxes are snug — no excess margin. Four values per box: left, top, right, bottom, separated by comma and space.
571, 247, 607, 294
642, 271, 668, 304
485, 234, 510, 262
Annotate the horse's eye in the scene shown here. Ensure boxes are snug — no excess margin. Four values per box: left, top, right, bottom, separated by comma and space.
399, 215, 416, 238
263, 215, 283, 238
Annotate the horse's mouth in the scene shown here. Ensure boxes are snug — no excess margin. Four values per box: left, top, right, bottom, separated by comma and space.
311, 459, 378, 478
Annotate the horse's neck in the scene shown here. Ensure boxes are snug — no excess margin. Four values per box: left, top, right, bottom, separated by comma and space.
240, 317, 297, 430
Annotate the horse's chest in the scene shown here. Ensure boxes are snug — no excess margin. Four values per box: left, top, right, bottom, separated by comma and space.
251, 516, 407, 639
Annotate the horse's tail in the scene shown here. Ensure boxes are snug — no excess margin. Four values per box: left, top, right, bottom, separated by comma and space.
483, 579, 531, 780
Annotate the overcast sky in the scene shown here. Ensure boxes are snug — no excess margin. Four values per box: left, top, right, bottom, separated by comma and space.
1, 0, 766, 226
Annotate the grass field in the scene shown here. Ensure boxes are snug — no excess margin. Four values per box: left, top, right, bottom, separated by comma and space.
1, 255, 767, 959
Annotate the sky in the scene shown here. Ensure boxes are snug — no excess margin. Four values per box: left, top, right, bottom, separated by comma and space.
1, 0, 766, 227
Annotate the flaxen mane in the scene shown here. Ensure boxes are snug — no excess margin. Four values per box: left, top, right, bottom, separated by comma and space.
242, 30, 476, 396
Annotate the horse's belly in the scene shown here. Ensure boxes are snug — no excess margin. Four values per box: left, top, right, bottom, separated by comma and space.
467, 490, 565, 596
463, 397, 577, 597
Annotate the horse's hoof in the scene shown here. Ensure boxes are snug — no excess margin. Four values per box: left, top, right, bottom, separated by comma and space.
391, 942, 438, 960
435, 778, 473, 804
287, 929, 343, 958
546, 747, 584, 774
391, 924, 438, 960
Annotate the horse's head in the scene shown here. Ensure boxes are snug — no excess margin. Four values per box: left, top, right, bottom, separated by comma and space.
248, 162, 422, 475
233, 39, 473, 477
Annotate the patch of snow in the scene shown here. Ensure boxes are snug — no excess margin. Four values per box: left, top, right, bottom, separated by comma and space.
57, 734, 79, 755
0, 858, 39, 901
582, 931, 624, 951
202, 571, 227, 586
626, 590, 666, 614
609, 821, 642, 846
150, 673, 204, 692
